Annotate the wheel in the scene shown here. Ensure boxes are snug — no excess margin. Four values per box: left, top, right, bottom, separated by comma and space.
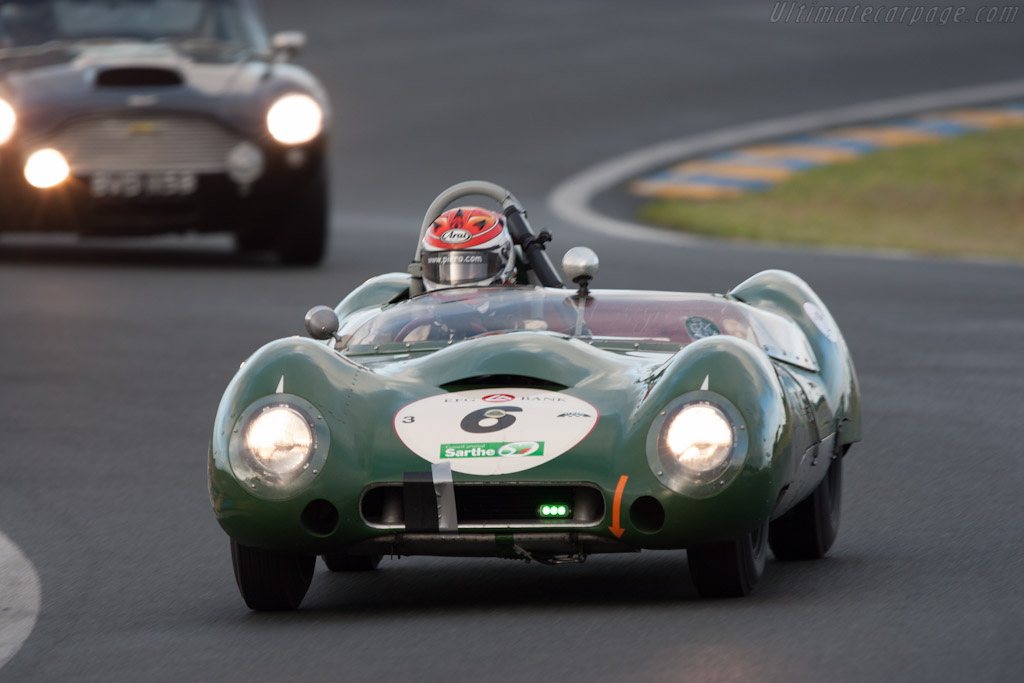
230, 539, 315, 611
234, 228, 274, 254
275, 170, 329, 266
769, 453, 843, 561
687, 519, 768, 598
322, 553, 382, 572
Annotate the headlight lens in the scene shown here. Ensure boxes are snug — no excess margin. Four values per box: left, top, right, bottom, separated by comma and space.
227, 394, 330, 500
646, 394, 748, 497
267, 94, 323, 144
24, 149, 69, 188
664, 404, 733, 473
0, 99, 14, 144
245, 405, 314, 475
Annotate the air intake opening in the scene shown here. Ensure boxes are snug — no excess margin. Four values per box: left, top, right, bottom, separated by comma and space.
96, 68, 184, 87
629, 495, 665, 533
301, 499, 339, 536
440, 374, 568, 392
361, 483, 604, 528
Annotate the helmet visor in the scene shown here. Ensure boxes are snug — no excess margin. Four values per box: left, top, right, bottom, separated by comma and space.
422, 251, 505, 287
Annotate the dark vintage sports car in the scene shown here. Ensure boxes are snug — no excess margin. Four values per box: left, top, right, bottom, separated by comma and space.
209, 181, 862, 609
0, 0, 329, 264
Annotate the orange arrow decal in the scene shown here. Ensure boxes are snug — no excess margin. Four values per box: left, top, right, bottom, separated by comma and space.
609, 475, 628, 538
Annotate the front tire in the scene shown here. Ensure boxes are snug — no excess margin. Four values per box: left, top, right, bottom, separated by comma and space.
275, 170, 328, 266
687, 519, 768, 598
769, 453, 843, 561
231, 540, 315, 611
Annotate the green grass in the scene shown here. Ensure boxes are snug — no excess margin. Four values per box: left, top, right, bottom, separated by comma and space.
638, 127, 1024, 260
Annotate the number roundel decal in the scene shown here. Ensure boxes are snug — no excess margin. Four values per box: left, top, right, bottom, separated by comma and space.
393, 388, 599, 475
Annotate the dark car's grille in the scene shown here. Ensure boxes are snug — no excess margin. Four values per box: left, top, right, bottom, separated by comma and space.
95, 68, 184, 87
35, 115, 242, 173
361, 482, 605, 529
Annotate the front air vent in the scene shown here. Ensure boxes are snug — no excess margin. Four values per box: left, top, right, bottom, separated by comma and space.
361, 483, 605, 529
439, 374, 568, 392
95, 68, 184, 87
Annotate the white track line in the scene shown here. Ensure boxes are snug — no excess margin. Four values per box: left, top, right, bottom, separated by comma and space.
548, 79, 1024, 249
0, 531, 40, 670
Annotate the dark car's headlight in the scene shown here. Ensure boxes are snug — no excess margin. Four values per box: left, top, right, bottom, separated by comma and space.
266, 94, 323, 145
0, 98, 15, 144
646, 393, 748, 497
228, 394, 330, 499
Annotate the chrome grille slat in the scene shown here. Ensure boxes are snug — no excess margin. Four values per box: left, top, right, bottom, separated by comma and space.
35, 115, 242, 173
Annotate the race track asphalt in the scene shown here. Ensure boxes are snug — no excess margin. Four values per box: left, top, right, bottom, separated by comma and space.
1, 2, 1022, 680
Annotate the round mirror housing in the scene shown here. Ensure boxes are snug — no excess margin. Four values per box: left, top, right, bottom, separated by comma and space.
304, 306, 339, 340
271, 31, 307, 59
562, 247, 599, 296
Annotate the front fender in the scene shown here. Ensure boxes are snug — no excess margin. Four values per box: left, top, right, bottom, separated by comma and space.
626, 335, 790, 538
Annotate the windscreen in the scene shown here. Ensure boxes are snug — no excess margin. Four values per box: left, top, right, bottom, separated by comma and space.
0, 0, 268, 50
338, 287, 767, 352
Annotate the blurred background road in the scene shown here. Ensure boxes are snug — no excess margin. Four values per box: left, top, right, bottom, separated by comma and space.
1, 1, 1023, 680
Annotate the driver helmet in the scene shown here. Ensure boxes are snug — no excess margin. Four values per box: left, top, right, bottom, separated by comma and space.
421, 207, 517, 291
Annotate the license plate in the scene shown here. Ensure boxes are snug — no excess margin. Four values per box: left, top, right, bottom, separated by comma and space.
90, 171, 197, 198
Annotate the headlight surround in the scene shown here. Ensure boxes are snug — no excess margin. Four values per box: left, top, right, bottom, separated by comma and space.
228, 394, 330, 500
266, 94, 323, 145
646, 393, 748, 497
0, 98, 14, 144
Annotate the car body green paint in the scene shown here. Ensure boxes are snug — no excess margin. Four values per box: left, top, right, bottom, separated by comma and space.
209, 270, 860, 556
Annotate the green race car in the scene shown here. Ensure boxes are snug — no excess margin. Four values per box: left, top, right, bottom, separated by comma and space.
209, 181, 861, 610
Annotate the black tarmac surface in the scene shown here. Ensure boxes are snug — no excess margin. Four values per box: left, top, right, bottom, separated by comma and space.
1, 1, 1023, 680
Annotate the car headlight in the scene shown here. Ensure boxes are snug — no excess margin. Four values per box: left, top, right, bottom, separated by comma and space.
646, 393, 748, 497
228, 394, 330, 500
245, 405, 314, 475
0, 99, 14, 144
266, 94, 323, 144
24, 149, 70, 188
664, 404, 733, 473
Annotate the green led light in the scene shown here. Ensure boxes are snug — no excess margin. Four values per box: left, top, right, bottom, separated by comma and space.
539, 503, 570, 518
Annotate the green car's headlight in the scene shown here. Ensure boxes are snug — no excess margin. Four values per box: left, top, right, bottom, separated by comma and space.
245, 405, 314, 475
663, 404, 733, 474
228, 394, 330, 500
647, 393, 748, 497
0, 98, 15, 144
266, 94, 323, 144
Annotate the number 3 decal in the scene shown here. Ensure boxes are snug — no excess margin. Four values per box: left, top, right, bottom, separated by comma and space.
460, 406, 522, 434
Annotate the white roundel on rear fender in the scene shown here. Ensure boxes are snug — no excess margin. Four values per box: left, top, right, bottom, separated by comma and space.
394, 388, 599, 475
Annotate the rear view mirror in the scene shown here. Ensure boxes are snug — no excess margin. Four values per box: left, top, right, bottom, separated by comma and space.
271, 31, 307, 59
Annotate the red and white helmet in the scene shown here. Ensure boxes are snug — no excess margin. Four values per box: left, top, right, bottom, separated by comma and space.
420, 207, 517, 291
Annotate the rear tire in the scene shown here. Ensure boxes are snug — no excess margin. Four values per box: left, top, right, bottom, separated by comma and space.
687, 519, 768, 598
769, 454, 843, 561
322, 553, 382, 572
275, 170, 328, 266
231, 540, 315, 611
